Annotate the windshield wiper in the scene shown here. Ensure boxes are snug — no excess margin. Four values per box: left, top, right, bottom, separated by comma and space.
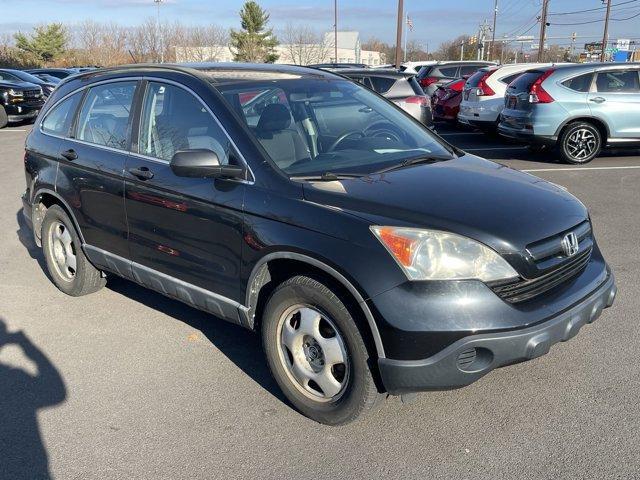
290, 172, 366, 181
372, 154, 453, 174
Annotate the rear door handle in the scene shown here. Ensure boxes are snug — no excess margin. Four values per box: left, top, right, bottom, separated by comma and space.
128, 166, 154, 180
60, 149, 78, 161
590, 97, 606, 103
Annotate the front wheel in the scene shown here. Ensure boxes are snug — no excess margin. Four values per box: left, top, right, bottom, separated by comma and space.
261, 275, 382, 425
558, 122, 602, 164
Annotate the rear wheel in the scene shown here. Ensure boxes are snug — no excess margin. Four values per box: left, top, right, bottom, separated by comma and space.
261, 275, 382, 425
41, 205, 106, 296
558, 122, 602, 164
0, 106, 7, 129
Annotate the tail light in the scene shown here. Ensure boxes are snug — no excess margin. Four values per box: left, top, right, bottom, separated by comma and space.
475, 71, 496, 96
529, 69, 555, 104
404, 95, 430, 107
419, 76, 438, 88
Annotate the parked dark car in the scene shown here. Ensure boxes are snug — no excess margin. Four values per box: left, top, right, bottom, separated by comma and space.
417, 61, 496, 96
310, 62, 369, 69
0, 69, 56, 98
25, 68, 79, 80
0, 72, 44, 128
431, 77, 467, 122
22, 63, 616, 425
334, 68, 433, 126
33, 73, 62, 84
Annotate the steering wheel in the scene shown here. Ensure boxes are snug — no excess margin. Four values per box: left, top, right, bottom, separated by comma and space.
327, 130, 365, 152
364, 122, 404, 143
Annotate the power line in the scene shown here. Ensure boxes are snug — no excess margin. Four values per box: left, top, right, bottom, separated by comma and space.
550, 10, 640, 25
549, 0, 637, 15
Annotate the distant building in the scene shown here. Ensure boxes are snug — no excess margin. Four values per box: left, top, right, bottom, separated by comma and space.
174, 31, 384, 66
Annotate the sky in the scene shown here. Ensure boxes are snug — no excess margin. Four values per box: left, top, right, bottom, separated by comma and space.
1, 0, 639, 51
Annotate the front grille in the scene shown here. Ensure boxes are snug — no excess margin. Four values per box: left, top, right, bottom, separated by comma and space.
491, 247, 592, 303
526, 220, 591, 270
23, 89, 42, 98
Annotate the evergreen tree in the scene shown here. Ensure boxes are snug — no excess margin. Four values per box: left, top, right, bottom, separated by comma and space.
230, 1, 279, 63
14, 24, 68, 64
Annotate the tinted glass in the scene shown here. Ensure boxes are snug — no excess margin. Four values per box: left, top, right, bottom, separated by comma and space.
368, 76, 396, 94
460, 65, 480, 76
439, 67, 459, 77
507, 70, 546, 92
5, 70, 43, 84
42, 93, 82, 136
466, 69, 490, 87
562, 73, 593, 92
595, 70, 640, 93
215, 78, 453, 177
0, 71, 21, 82
500, 72, 523, 85
139, 82, 233, 164
76, 81, 136, 150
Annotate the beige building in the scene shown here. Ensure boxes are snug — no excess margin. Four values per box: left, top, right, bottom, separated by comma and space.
174, 31, 384, 66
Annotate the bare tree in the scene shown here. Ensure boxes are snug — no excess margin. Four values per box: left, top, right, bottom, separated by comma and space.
74, 21, 129, 66
280, 24, 330, 65
178, 25, 229, 62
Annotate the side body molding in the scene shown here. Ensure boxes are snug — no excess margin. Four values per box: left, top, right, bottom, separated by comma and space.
246, 252, 386, 359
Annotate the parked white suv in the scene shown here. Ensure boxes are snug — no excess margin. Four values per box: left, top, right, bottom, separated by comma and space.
459, 63, 552, 131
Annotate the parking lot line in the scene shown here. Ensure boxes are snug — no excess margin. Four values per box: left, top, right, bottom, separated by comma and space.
522, 165, 640, 173
0, 129, 27, 132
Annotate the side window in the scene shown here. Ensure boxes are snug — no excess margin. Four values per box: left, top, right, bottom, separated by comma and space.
439, 67, 459, 78
42, 92, 82, 136
368, 76, 396, 94
460, 65, 479, 76
562, 73, 594, 92
595, 70, 640, 93
76, 81, 137, 150
139, 82, 234, 165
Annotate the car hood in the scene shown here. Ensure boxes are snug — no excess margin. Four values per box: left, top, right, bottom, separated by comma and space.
302, 154, 588, 255
0, 80, 40, 90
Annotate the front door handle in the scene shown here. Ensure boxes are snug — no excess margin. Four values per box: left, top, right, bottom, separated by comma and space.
60, 149, 78, 161
128, 166, 154, 180
590, 97, 606, 104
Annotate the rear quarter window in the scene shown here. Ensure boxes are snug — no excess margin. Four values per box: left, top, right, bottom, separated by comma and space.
562, 73, 594, 92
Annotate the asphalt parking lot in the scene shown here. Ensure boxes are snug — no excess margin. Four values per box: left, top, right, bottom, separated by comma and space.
1, 122, 639, 479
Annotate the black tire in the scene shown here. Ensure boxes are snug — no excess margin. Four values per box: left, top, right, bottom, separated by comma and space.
261, 275, 382, 425
0, 106, 7, 129
558, 121, 602, 165
41, 204, 106, 296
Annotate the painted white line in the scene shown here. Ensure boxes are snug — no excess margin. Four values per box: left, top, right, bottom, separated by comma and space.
465, 146, 527, 151
522, 165, 640, 173
0, 129, 27, 132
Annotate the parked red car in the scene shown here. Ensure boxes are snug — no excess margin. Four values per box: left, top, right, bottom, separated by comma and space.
430, 77, 467, 122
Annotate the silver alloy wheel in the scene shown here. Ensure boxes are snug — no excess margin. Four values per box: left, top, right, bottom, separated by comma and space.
48, 221, 77, 281
276, 305, 350, 402
566, 128, 597, 161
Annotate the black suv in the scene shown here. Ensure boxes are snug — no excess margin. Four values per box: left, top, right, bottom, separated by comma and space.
22, 64, 616, 425
0, 71, 44, 128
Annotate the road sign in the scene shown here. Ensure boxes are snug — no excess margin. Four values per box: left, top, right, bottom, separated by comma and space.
616, 38, 631, 51
516, 35, 534, 42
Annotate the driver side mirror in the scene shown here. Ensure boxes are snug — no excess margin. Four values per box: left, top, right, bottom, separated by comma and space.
170, 149, 245, 180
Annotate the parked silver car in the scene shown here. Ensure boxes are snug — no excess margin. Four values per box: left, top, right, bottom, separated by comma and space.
499, 63, 640, 164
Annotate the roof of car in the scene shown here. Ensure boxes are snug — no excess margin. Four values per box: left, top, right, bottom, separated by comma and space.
330, 68, 411, 78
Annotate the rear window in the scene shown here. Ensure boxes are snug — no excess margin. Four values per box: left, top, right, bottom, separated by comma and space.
507, 70, 546, 92
368, 76, 397, 94
500, 72, 524, 85
562, 73, 593, 92
460, 65, 481, 76
466, 69, 491, 87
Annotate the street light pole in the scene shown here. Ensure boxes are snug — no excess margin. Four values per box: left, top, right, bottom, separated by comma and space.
154, 0, 163, 63
490, 0, 498, 61
600, 0, 612, 62
538, 0, 549, 62
395, 0, 404, 68
334, 0, 338, 63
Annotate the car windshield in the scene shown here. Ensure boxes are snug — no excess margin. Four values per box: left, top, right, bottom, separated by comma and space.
5, 70, 42, 84
213, 77, 453, 177
0, 71, 22, 83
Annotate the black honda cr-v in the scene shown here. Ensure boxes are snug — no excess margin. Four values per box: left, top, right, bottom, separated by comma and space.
22, 63, 616, 425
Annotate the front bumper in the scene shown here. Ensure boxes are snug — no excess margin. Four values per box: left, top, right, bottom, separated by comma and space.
6, 103, 42, 122
378, 272, 616, 394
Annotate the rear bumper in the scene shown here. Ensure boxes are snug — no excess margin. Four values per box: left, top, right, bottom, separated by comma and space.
498, 121, 557, 145
378, 271, 616, 395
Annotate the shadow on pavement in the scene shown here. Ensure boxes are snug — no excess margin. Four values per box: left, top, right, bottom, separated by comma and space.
106, 276, 288, 405
0, 318, 66, 480
16, 210, 48, 274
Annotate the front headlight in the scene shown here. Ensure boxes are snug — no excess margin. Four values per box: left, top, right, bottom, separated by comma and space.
371, 226, 519, 282
8, 89, 24, 97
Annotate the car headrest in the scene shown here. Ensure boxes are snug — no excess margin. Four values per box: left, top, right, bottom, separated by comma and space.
257, 103, 292, 132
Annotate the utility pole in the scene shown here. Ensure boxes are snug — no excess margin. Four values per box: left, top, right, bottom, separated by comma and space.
490, 0, 498, 61
154, 0, 163, 63
460, 40, 464, 61
334, 0, 338, 63
480, 19, 489, 61
600, 0, 612, 62
538, 0, 549, 62
395, 0, 404, 68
